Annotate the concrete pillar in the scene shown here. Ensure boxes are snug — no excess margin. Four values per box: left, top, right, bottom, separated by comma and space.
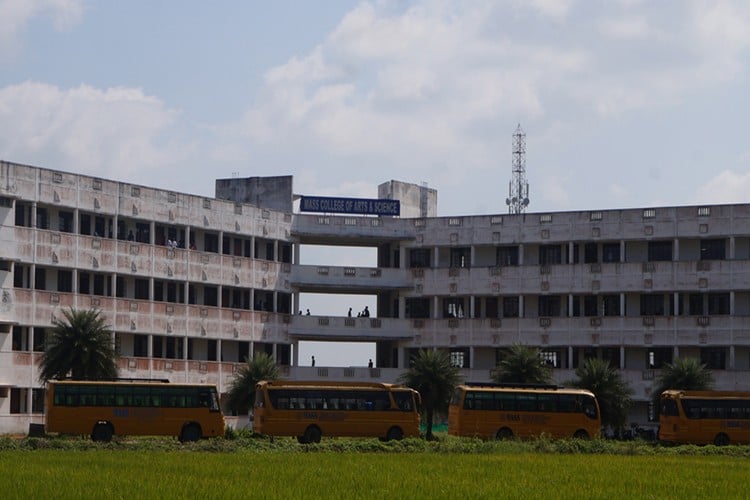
568, 346, 574, 370
620, 240, 625, 263
620, 346, 625, 369
729, 236, 735, 260
518, 244, 524, 265
673, 238, 679, 261
729, 345, 735, 370
433, 296, 439, 319
73, 208, 79, 235
568, 294, 574, 317
568, 241, 574, 264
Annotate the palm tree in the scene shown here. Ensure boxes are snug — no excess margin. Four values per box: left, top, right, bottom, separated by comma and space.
570, 358, 633, 431
491, 344, 553, 385
39, 308, 118, 381
652, 357, 714, 403
226, 352, 280, 416
398, 349, 462, 440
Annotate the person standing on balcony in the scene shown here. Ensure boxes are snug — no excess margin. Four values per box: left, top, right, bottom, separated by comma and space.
311, 356, 315, 367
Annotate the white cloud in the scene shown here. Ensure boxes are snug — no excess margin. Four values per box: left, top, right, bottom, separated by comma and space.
0, 81, 198, 190
694, 170, 750, 204
598, 16, 652, 39
0, 0, 83, 58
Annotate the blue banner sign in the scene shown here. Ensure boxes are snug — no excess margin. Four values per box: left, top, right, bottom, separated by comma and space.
300, 196, 400, 216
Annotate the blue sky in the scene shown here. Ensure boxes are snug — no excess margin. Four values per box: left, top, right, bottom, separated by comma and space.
3, 0, 750, 365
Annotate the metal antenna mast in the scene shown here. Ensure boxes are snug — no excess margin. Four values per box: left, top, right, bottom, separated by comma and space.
506, 124, 530, 214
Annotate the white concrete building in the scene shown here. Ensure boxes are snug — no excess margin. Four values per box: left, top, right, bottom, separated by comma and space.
0, 160, 748, 433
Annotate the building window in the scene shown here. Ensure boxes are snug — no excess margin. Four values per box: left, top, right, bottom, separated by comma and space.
450, 350, 468, 368
12, 326, 29, 351
450, 248, 470, 268
700, 239, 726, 261
33, 329, 46, 352
707, 293, 730, 315
647, 348, 672, 369
602, 295, 620, 316
133, 335, 148, 357
688, 293, 703, 315
36, 207, 48, 229
648, 241, 672, 262
204, 232, 219, 253
32, 388, 45, 414
540, 350, 561, 368
443, 298, 465, 318
57, 270, 73, 293
539, 245, 562, 265
59, 211, 73, 233
538, 295, 561, 317
485, 297, 499, 318
602, 243, 620, 263
640, 294, 665, 316
409, 248, 431, 268
10, 388, 27, 414
700, 348, 726, 370
600, 348, 619, 367
405, 298, 430, 319
584, 243, 598, 264
134, 279, 149, 300
583, 295, 598, 317
496, 245, 519, 266
502, 296, 519, 318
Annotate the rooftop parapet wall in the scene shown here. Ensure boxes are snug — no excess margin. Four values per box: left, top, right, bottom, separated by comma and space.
0, 161, 293, 240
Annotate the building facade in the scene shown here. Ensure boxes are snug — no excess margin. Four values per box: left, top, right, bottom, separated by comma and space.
0, 160, 748, 433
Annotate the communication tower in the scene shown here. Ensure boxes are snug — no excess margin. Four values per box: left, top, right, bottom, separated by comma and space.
505, 124, 530, 214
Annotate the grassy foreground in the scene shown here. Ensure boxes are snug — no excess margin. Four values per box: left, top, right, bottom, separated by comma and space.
3, 439, 750, 499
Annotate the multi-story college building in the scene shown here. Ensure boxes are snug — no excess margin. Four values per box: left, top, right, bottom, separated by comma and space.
1, 160, 748, 433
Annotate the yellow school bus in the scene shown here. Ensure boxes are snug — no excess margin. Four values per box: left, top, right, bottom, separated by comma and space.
658, 390, 750, 446
448, 384, 600, 440
45, 380, 225, 442
253, 380, 421, 443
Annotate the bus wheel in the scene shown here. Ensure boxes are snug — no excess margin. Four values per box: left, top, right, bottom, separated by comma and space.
496, 427, 513, 440
302, 425, 322, 444
180, 423, 202, 443
386, 427, 404, 441
91, 423, 113, 442
573, 430, 590, 440
714, 433, 730, 446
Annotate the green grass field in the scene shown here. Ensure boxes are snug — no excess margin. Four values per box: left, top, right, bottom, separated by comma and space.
3, 438, 750, 499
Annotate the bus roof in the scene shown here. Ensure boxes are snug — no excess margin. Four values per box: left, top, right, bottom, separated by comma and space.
257, 380, 411, 391
47, 380, 218, 388
662, 390, 750, 398
457, 384, 595, 396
